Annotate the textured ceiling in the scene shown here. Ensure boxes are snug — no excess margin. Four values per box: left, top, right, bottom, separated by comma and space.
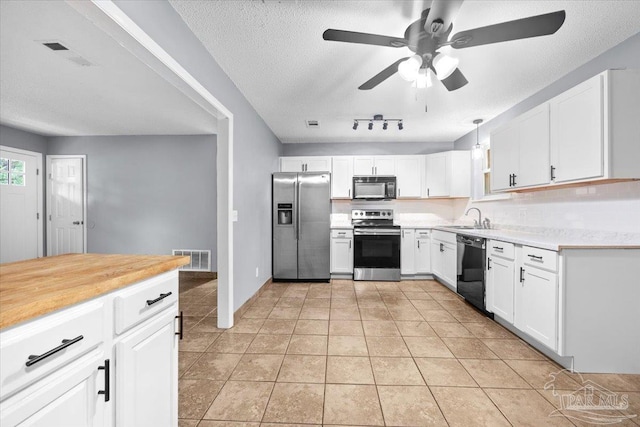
169, 0, 640, 144
0, 1, 216, 136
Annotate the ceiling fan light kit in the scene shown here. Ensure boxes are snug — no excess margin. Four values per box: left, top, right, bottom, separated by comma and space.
322, 1, 566, 94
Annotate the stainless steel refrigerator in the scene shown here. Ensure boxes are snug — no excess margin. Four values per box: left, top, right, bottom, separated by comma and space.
273, 172, 330, 281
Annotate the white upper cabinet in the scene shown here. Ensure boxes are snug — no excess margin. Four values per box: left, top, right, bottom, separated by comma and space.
331, 156, 354, 199
280, 157, 331, 173
491, 103, 550, 191
395, 156, 423, 198
550, 70, 640, 184
353, 156, 395, 176
424, 151, 470, 198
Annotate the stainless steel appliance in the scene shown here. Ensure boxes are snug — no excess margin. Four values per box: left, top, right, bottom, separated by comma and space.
456, 234, 492, 316
352, 209, 400, 281
272, 172, 330, 281
352, 176, 396, 200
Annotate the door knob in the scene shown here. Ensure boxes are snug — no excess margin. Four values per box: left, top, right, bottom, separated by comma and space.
72, 220, 83, 225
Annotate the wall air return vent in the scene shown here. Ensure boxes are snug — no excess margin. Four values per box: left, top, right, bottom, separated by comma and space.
172, 249, 211, 272
305, 120, 320, 128
43, 42, 69, 51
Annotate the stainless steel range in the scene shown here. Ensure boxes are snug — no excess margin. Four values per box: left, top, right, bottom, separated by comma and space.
352, 209, 401, 281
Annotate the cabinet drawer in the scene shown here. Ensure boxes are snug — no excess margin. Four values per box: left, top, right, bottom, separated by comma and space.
523, 246, 558, 272
432, 230, 456, 245
488, 240, 515, 259
331, 229, 353, 239
0, 300, 105, 400
114, 271, 179, 335
415, 229, 431, 239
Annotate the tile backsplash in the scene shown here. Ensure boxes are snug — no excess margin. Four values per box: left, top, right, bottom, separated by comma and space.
459, 181, 640, 234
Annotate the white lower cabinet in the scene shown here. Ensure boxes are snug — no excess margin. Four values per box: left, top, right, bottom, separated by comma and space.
415, 230, 431, 274
330, 229, 353, 275
400, 229, 416, 275
514, 246, 558, 351
431, 230, 457, 290
0, 270, 181, 427
115, 309, 178, 427
486, 241, 515, 323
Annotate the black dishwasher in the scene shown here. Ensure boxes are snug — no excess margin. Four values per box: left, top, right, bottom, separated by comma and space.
456, 234, 492, 317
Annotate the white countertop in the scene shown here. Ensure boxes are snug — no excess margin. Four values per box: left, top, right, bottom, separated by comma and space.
433, 226, 640, 251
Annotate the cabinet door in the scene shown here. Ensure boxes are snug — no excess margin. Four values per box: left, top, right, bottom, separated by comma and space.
550, 74, 604, 183
441, 243, 457, 289
517, 104, 550, 188
331, 238, 353, 274
373, 157, 395, 175
305, 157, 331, 172
331, 157, 354, 199
280, 158, 304, 172
400, 229, 416, 275
0, 354, 105, 427
431, 240, 443, 278
425, 153, 448, 197
415, 238, 431, 274
395, 156, 422, 198
353, 157, 374, 175
487, 256, 515, 323
490, 124, 519, 191
516, 266, 558, 350
116, 309, 178, 427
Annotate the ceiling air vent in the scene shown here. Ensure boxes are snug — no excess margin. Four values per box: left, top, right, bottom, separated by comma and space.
39, 40, 94, 67
306, 120, 320, 128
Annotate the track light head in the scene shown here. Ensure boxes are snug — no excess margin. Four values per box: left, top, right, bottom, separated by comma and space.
353, 121, 358, 130
368, 121, 373, 130
398, 121, 404, 130
383, 121, 388, 130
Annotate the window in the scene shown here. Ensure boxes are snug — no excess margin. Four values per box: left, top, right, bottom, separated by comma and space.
0, 157, 25, 186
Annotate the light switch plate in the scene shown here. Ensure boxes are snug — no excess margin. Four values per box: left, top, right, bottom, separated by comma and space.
232, 210, 238, 222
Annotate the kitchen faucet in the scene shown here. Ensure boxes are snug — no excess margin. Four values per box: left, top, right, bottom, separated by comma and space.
465, 207, 482, 228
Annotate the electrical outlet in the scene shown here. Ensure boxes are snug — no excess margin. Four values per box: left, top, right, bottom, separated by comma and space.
255, 267, 259, 277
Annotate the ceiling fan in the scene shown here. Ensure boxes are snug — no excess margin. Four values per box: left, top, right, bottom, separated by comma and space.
322, 0, 566, 92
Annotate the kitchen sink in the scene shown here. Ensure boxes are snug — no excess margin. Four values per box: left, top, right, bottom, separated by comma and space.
445, 225, 479, 230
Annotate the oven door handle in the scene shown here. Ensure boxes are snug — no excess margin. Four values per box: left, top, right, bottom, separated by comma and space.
354, 230, 400, 236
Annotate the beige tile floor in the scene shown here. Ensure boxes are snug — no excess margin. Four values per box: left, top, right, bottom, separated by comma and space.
178, 278, 640, 426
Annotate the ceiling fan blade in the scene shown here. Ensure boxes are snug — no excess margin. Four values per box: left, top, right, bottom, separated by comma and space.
449, 10, 566, 49
323, 29, 407, 48
359, 57, 411, 90
440, 68, 468, 91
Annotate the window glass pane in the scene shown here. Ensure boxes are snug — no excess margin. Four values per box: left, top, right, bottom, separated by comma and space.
10, 160, 25, 173
0, 158, 8, 171
0, 172, 8, 185
10, 173, 25, 186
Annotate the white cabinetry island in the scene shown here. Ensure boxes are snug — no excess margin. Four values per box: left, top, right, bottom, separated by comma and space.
0, 254, 189, 427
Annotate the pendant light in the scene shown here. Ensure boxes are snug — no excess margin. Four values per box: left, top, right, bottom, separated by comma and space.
472, 119, 483, 160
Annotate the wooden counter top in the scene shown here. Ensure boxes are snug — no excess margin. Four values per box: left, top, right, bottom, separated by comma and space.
0, 253, 190, 330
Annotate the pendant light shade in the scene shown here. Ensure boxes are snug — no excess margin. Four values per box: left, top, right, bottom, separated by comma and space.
398, 55, 423, 82
472, 119, 483, 160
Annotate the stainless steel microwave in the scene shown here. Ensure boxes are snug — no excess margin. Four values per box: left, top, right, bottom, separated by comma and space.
352, 176, 396, 200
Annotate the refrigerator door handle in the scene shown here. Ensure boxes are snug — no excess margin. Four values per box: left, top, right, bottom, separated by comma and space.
296, 178, 301, 240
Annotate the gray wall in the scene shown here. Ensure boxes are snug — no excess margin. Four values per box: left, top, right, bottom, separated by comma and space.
454, 32, 640, 150
0, 124, 49, 253
47, 135, 217, 266
282, 141, 453, 157
113, 0, 283, 310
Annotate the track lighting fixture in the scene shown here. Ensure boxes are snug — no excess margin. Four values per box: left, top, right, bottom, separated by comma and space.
352, 114, 403, 131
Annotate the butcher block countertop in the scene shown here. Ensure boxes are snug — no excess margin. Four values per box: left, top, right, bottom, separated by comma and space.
0, 253, 190, 330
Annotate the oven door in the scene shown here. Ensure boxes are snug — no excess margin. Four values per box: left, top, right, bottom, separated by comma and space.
353, 228, 400, 281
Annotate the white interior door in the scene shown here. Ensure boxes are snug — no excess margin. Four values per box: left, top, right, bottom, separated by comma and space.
0, 147, 42, 263
47, 156, 86, 256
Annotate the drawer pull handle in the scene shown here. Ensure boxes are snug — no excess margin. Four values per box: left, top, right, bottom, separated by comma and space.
528, 254, 543, 260
493, 246, 503, 251
176, 311, 184, 340
26, 335, 84, 367
146, 292, 172, 306
98, 359, 110, 402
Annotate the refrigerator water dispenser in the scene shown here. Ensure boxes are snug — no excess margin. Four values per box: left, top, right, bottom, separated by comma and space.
277, 203, 293, 225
